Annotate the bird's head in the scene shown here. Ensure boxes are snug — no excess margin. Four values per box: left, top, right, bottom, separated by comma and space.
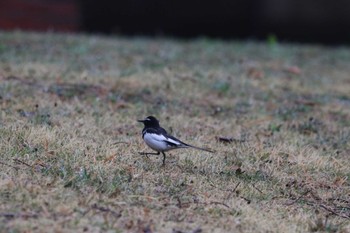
138, 116, 160, 127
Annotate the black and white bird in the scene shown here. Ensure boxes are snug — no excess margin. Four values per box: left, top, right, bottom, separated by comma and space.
138, 116, 213, 165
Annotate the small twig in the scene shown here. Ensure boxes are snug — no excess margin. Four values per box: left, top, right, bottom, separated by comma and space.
285, 190, 311, 206
208, 178, 241, 194
232, 182, 241, 193
176, 200, 231, 209
304, 201, 350, 219
225, 182, 241, 201
318, 204, 350, 219
195, 201, 231, 208
13, 159, 32, 168
0, 212, 38, 218
0, 161, 19, 170
208, 201, 230, 208
252, 183, 263, 194
216, 136, 246, 144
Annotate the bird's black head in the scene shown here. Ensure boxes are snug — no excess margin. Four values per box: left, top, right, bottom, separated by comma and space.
138, 116, 160, 128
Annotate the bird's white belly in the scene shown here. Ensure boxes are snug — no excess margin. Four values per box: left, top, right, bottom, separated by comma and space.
143, 133, 173, 152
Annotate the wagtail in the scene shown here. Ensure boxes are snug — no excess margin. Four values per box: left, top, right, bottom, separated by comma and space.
138, 116, 213, 165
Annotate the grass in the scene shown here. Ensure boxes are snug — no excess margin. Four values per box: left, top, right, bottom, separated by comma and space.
0, 31, 349, 232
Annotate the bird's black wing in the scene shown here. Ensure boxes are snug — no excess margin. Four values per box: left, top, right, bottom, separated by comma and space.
142, 127, 168, 138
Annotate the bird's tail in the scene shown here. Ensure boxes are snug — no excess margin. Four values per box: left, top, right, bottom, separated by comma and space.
186, 144, 215, 153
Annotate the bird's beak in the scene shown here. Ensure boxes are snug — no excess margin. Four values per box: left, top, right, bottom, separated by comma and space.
137, 119, 145, 123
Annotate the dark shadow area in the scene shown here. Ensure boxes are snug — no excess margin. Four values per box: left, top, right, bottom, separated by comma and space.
80, 0, 350, 44
1, 0, 350, 45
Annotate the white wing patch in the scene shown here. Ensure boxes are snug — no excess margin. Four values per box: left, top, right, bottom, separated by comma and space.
143, 133, 185, 152
164, 137, 182, 146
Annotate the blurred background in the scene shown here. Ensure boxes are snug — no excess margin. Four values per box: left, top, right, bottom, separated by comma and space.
1, 0, 350, 45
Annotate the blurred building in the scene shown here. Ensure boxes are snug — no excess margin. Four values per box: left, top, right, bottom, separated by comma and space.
0, 0, 350, 44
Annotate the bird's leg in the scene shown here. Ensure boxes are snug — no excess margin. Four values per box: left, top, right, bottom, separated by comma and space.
161, 152, 166, 166
138, 151, 160, 159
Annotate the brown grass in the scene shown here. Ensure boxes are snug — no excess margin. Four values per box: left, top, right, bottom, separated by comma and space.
0, 31, 349, 232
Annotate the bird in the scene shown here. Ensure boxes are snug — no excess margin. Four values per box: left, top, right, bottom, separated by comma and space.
138, 116, 213, 165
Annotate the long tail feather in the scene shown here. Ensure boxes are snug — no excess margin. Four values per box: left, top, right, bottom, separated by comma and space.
187, 144, 215, 153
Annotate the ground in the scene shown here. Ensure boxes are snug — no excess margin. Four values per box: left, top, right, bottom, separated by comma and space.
0, 31, 349, 232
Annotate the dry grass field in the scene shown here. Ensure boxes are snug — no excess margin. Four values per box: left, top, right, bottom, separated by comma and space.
0, 31, 349, 232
